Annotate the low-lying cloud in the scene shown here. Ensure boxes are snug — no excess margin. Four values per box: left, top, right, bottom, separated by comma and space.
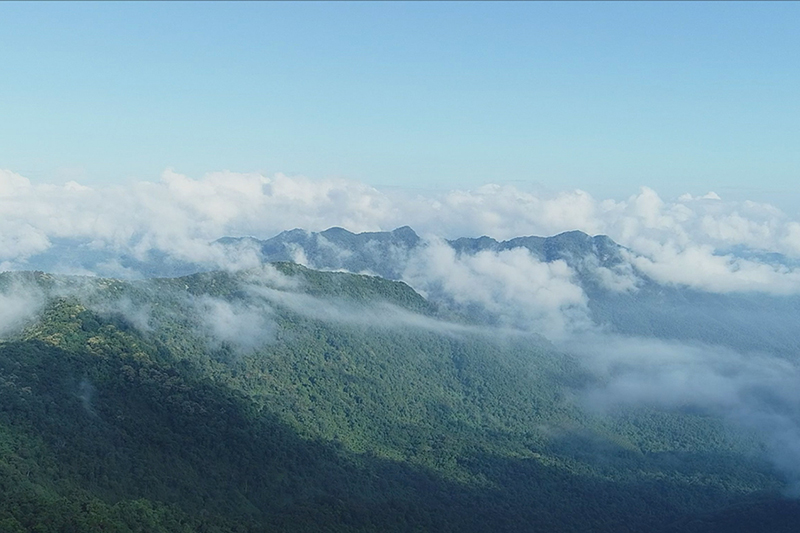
564, 332, 800, 491
403, 240, 591, 339
246, 282, 501, 339
3, 168, 800, 296
192, 295, 277, 353
0, 282, 45, 336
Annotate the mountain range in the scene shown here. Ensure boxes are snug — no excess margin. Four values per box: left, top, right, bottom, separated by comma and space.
215, 227, 800, 357
2, 228, 800, 531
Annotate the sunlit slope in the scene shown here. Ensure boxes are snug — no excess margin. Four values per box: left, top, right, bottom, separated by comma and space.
0, 267, 788, 532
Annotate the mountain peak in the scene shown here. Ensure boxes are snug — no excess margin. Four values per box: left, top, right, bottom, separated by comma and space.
320, 226, 355, 239
390, 226, 420, 246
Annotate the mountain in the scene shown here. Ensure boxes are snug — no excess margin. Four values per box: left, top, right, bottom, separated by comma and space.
220, 227, 800, 357
225, 226, 620, 281
15, 225, 800, 357
217, 226, 422, 280
0, 266, 792, 532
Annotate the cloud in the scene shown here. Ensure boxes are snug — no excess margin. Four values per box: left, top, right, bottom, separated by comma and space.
192, 295, 277, 353
0, 281, 44, 337
240, 271, 537, 345
89, 296, 154, 333
403, 239, 591, 339
563, 333, 800, 490
0, 169, 394, 270
4, 168, 800, 295
626, 245, 800, 295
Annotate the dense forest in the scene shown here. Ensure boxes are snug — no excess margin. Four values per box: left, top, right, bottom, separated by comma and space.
0, 266, 797, 532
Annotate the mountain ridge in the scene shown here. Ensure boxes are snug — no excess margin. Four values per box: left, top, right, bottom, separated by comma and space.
0, 263, 796, 532
11, 226, 800, 357
213, 227, 800, 358
219, 226, 624, 280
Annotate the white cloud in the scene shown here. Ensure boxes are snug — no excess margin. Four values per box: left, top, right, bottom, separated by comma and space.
564, 333, 800, 488
0, 169, 32, 197
244, 277, 522, 340
193, 295, 276, 353
0, 282, 44, 337
4, 168, 800, 295
403, 240, 591, 338
626, 245, 800, 294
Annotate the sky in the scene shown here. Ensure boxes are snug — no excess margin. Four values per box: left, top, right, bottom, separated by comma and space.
2, 1, 799, 212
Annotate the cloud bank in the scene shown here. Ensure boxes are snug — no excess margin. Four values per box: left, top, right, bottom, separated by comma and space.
565, 333, 800, 492
3, 168, 800, 296
403, 240, 591, 339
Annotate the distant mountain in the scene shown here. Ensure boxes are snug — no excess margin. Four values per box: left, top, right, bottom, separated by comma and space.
11, 226, 800, 356
220, 227, 800, 357
218, 225, 422, 280
223, 226, 622, 281
13, 238, 209, 279
449, 229, 623, 266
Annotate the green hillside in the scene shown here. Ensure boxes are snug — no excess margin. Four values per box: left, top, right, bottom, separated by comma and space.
0, 267, 789, 532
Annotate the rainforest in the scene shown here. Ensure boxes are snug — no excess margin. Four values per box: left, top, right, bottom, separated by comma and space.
2, 229, 800, 532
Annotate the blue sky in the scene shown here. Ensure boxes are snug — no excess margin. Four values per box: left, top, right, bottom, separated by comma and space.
1, 2, 798, 211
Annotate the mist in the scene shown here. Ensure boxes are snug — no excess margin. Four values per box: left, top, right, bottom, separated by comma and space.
561, 332, 800, 491
192, 295, 277, 353
0, 281, 45, 337
402, 239, 591, 339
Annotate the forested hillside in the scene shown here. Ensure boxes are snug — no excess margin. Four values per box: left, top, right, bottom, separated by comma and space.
0, 266, 794, 532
